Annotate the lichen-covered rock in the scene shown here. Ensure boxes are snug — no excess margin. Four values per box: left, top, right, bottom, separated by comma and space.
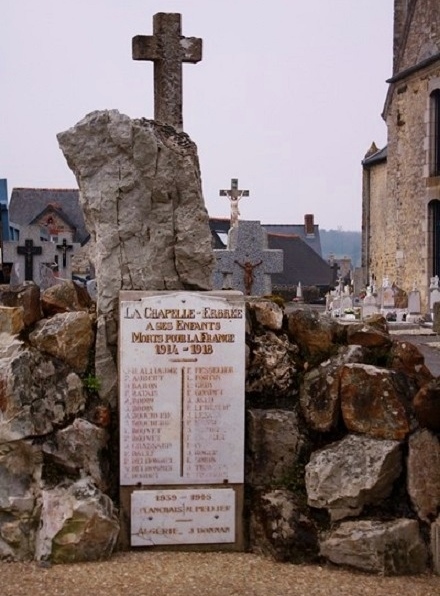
287, 309, 335, 365
246, 332, 298, 397
250, 489, 318, 562
247, 299, 284, 330
42, 419, 109, 491
340, 363, 415, 440
407, 429, 440, 522
0, 440, 42, 560
246, 409, 309, 487
389, 340, 433, 388
320, 519, 427, 575
35, 478, 120, 563
28, 311, 94, 373
41, 281, 92, 317
305, 434, 402, 521
0, 336, 85, 442
0, 283, 42, 327
346, 322, 392, 348
300, 345, 366, 432
58, 110, 214, 405
413, 377, 440, 432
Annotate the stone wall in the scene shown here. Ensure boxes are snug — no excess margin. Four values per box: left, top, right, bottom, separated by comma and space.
1, 285, 440, 574
364, 1, 440, 312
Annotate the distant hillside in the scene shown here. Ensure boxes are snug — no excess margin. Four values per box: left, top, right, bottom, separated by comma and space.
320, 229, 362, 268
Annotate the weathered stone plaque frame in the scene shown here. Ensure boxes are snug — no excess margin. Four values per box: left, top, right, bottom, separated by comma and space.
118, 291, 245, 551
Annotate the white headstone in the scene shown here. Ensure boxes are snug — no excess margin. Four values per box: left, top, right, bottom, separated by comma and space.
408, 290, 421, 315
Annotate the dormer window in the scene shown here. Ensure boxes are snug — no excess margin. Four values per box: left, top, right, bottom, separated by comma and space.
430, 89, 440, 176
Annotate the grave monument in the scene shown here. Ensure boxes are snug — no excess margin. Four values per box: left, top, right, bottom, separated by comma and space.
58, 12, 247, 550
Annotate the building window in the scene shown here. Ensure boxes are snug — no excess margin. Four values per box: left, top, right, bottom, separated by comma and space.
430, 90, 440, 176
429, 200, 440, 277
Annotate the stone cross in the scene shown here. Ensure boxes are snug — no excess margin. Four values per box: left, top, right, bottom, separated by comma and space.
17, 239, 42, 281
212, 220, 283, 296
219, 178, 249, 228
132, 12, 202, 131
56, 238, 73, 268
2, 225, 56, 286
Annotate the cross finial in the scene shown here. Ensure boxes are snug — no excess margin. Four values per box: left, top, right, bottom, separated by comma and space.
132, 13, 202, 131
219, 178, 249, 228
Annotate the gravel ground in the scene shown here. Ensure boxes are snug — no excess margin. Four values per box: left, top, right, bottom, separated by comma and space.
1, 552, 439, 596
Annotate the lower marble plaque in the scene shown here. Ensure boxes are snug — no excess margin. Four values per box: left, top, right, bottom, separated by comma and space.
131, 487, 236, 546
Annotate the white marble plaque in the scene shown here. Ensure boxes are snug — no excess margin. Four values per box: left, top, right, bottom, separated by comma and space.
131, 488, 236, 546
119, 291, 245, 486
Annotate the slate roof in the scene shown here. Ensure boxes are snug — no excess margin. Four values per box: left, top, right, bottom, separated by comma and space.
209, 218, 334, 288
267, 233, 335, 288
263, 224, 323, 257
362, 145, 387, 167
9, 188, 88, 244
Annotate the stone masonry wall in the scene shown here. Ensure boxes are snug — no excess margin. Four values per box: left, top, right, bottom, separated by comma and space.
1, 286, 440, 575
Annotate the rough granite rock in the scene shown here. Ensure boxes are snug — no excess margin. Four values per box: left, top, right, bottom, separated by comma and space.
0, 283, 42, 328
42, 419, 109, 492
305, 434, 402, 521
320, 519, 427, 575
413, 377, 440, 432
57, 110, 214, 405
35, 478, 120, 563
340, 363, 416, 440
250, 489, 319, 562
407, 429, 440, 522
246, 409, 309, 487
40, 281, 92, 317
388, 339, 433, 388
287, 309, 335, 365
300, 345, 366, 432
0, 336, 85, 442
0, 307, 24, 335
246, 331, 299, 397
28, 311, 94, 373
0, 440, 42, 560
248, 300, 284, 330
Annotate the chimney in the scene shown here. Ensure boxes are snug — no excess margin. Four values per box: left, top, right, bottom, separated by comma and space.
304, 214, 315, 236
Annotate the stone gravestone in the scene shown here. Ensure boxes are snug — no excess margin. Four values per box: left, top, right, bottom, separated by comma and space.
430, 276, 440, 313
408, 284, 421, 321
212, 220, 283, 296
3, 225, 56, 287
119, 290, 245, 549
381, 277, 395, 312
362, 287, 379, 318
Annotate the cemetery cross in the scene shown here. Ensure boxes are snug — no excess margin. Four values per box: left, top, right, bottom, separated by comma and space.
17, 238, 42, 281
56, 238, 73, 268
219, 178, 250, 228
132, 13, 202, 131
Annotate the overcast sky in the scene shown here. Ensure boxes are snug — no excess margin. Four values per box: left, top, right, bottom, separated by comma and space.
1, 0, 393, 230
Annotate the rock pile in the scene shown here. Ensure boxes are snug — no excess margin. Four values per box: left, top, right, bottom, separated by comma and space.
1, 286, 440, 575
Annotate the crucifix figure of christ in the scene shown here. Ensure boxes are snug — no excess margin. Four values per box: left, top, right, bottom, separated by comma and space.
132, 13, 202, 132
56, 238, 73, 269
219, 179, 249, 228
17, 238, 42, 281
234, 259, 263, 296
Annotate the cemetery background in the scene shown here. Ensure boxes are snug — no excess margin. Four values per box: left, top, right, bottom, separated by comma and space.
1, 5, 440, 579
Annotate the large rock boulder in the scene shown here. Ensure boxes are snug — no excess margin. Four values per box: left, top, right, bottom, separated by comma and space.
300, 345, 366, 432
246, 409, 309, 487
407, 429, 440, 522
250, 489, 319, 562
0, 283, 42, 328
287, 309, 335, 365
28, 311, 94, 373
320, 519, 427, 575
340, 363, 415, 440
246, 332, 299, 398
35, 478, 119, 563
0, 337, 85, 442
413, 377, 440, 432
0, 440, 42, 560
388, 340, 433, 388
305, 434, 402, 521
40, 281, 92, 317
58, 110, 214, 406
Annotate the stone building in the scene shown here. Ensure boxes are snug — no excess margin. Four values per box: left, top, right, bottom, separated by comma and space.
362, 0, 440, 311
